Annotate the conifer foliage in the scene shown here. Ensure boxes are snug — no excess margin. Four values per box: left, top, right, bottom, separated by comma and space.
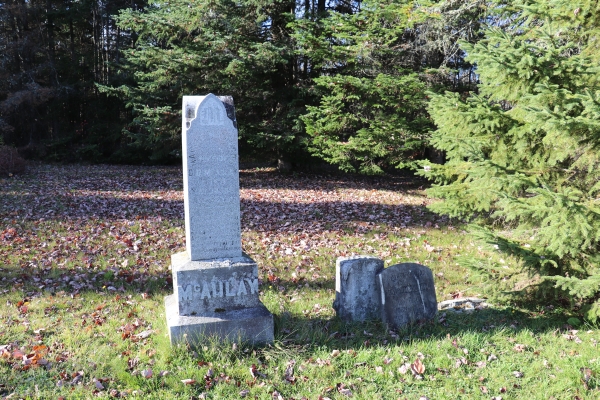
298, 1, 432, 174
421, 1, 600, 320
298, 0, 487, 174
101, 0, 300, 161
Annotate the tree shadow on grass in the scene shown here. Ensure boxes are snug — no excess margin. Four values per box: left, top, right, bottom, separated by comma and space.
0, 164, 447, 236
0, 191, 444, 229
272, 306, 573, 351
238, 168, 426, 192
1, 164, 446, 316
0, 264, 174, 299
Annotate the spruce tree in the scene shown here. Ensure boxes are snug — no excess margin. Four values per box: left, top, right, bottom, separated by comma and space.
421, 0, 600, 321
297, 0, 487, 174
103, 0, 301, 162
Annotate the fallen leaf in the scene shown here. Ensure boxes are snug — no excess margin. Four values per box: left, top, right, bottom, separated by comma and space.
513, 344, 526, 352
134, 330, 154, 339
398, 363, 410, 374
411, 358, 425, 375
284, 360, 296, 384
337, 383, 353, 397
141, 369, 153, 379
272, 390, 284, 400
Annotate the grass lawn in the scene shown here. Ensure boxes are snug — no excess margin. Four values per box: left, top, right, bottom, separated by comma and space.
0, 163, 598, 399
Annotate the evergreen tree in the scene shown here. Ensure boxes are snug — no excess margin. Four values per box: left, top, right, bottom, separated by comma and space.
297, 0, 487, 174
104, 0, 303, 162
420, 0, 600, 321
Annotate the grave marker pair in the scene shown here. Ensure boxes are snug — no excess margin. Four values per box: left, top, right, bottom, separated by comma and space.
333, 256, 438, 328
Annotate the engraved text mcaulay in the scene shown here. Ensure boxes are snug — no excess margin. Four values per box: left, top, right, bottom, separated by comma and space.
179, 278, 259, 300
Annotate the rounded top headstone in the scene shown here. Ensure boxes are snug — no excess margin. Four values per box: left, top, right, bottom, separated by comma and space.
181, 94, 242, 261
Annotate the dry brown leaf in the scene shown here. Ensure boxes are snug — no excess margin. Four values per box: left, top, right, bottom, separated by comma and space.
513, 344, 526, 352
411, 358, 425, 375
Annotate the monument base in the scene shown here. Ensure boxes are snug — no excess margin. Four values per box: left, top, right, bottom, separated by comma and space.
165, 295, 274, 345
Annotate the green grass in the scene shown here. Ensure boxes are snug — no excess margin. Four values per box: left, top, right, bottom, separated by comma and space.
0, 164, 598, 399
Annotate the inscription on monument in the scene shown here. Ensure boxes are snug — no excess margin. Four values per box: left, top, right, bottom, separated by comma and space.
179, 278, 259, 301
198, 104, 225, 126
182, 94, 242, 260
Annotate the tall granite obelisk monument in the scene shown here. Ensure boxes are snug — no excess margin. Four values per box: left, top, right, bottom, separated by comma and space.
164, 94, 274, 344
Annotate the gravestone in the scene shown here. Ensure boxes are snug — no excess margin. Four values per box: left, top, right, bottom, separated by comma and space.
164, 94, 274, 345
182, 94, 241, 260
376, 263, 437, 329
333, 256, 383, 321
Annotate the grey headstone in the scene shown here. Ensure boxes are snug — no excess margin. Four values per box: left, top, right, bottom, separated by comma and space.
165, 95, 273, 346
376, 263, 437, 329
333, 256, 384, 322
182, 94, 242, 261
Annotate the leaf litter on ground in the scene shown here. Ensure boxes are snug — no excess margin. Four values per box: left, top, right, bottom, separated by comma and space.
1, 164, 599, 398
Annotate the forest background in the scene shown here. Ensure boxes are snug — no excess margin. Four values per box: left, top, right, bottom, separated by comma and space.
0, 0, 484, 168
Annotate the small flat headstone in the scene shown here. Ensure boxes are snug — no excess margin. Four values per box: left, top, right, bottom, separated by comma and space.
333, 256, 384, 322
376, 263, 437, 329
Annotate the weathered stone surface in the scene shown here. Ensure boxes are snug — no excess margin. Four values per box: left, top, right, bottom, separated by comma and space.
165, 94, 273, 346
171, 252, 262, 316
165, 295, 274, 345
333, 256, 384, 322
182, 94, 242, 261
376, 263, 437, 329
